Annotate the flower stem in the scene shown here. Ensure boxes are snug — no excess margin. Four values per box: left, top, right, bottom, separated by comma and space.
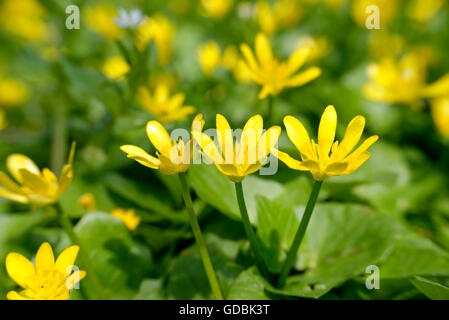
234, 181, 269, 278
277, 180, 323, 288
54, 203, 107, 300
50, 103, 67, 174
178, 172, 224, 300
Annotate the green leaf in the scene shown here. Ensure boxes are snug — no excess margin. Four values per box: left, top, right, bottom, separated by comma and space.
411, 276, 449, 300
189, 163, 283, 223
75, 212, 153, 299
133, 279, 165, 300
227, 267, 270, 300
265, 203, 396, 298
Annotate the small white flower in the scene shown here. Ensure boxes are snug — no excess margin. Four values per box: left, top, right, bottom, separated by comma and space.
113, 8, 145, 29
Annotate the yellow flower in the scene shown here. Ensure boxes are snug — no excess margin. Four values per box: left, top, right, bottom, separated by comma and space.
368, 32, 404, 59
198, 41, 222, 77
430, 96, 449, 139
0, 143, 76, 207
6, 242, 86, 300
363, 52, 449, 105
255, 0, 303, 34
138, 84, 195, 123
0, 77, 29, 107
192, 114, 281, 182
77, 193, 96, 211
275, 105, 378, 181
407, 0, 445, 23
136, 14, 175, 65
121, 114, 204, 175
296, 36, 331, 62
85, 4, 122, 40
110, 208, 141, 231
0, 0, 49, 42
239, 33, 321, 99
200, 0, 234, 19
363, 52, 427, 104
102, 56, 130, 80
351, 0, 398, 28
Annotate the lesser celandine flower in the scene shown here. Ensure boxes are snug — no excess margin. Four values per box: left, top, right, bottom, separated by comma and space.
121, 115, 204, 175
137, 84, 196, 123
0, 77, 29, 107
255, 0, 303, 35
430, 97, 449, 139
120, 115, 223, 299
6, 242, 86, 300
276, 105, 378, 181
136, 14, 175, 64
0, 143, 75, 207
102, 56, 130, 80
0, 0, 49, 42
198, 41, 222, 77
296, 36, 331, 62
239, 33, 321, 99
351, 0, 398, 28
407, 0, 445, 23
110, 208, 141, 231
192, 114, 281, 182
363, 52, 449, 106
200, 0, 234, 20
85, 4, 123, 40
276, 105, 378, 287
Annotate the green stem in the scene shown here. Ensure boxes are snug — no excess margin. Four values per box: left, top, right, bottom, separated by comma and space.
234, 181, 269, 278
266, 95, 275, 124
277, 180, 323, 288
50, 104, 67, 174
178, 172, 224, 300
54, 203, 107, 300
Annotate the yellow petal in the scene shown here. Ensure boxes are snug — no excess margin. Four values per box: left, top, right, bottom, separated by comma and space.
191, 113, 205, 134
285, 66, 321, 87
6, 252, 35, 288
0, 186, 28, 203
146, 121, 173, 156
35, 242, 55, 272
67, 270, 87, 290
422, 72, 449, 98
55, 245, 80, 275
324, 162, 348, 176
345, 135, 379, 161
318, 105, 337, 160
18, 169, 49, 194
154, 84, 170, 102
0, 172, 28, 203
255, 33, 273, 66
120, 145, 160, 169
7, 291, 29, 300
257, 126, 281, 160
192, 131, 223, 164
216, 114, 234, 163
67, 142, 76, 167
332, 115, 365, 160
274, 149, 318, 171
283, 115, 314, 160
42, 168, 58, 184
240, 44, 259, 72
346, 151, 371, 174
287, 46, 311, 75
6, 154, 40, 184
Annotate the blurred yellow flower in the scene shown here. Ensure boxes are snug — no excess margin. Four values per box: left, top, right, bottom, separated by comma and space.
121, 114, 204, 175
351, 0, 398, 28
239, 33, 321, 99
148, 73, 178, 92
0, 77, 29, 107
407, 0, 445, 23
198, 41, 222, 77
296, 36, 331, 62
223, 45, 252, 82
85, 4, 122, 40
6, 242, 86, 300
136, 15, 175, 65
364, 52, 449, 105
192, 114, 281, 182
102, 56, 130, 79
110, 208, 141, 231
0, 0, 49, 42
138, 84, 195, 123
363, 53, 427, 104
200, 0, 234, 19
0, 143, 76, 207
256, 0, 303, 34
275, 105, 378, 180
430, 97, 449, 139
368, 32, 404, 59
77, 193, 96, 211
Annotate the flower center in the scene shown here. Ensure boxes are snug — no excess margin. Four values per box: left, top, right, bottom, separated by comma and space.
24, 270, 68, 299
